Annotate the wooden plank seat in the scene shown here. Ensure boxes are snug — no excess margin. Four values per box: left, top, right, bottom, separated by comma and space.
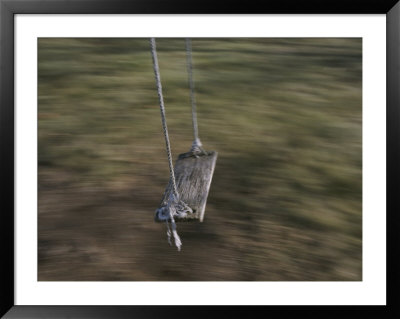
155, 151, 217, 222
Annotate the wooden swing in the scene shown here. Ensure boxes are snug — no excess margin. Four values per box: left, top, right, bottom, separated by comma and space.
150, 38, 217, 250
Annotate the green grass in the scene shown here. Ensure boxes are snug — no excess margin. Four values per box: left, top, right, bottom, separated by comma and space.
38, 38, 362, 281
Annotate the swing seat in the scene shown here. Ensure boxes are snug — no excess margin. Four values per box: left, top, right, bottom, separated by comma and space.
155, 151, 217, 223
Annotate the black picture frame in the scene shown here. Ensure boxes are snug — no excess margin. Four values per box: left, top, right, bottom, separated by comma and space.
1, 0, 399, 318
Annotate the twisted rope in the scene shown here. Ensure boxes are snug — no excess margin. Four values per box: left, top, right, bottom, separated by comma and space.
150, 38, 193, 251
150, 38, 179, 197
185, 38, 207, 155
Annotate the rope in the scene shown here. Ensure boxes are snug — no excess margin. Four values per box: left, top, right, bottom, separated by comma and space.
150, 38, 193, 251
150, 38, 179, 197
185, 38, 206, 155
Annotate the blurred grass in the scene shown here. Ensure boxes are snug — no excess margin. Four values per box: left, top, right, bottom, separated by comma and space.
38, 38, 361, 281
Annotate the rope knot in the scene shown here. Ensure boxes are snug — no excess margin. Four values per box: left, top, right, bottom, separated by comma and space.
189, 138, 208, 156
155, 193, 193, 251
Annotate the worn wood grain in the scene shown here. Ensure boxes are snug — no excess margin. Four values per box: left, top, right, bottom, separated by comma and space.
156, 151, 217, 222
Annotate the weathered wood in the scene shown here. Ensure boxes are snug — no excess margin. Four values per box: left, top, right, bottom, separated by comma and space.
155, 151, 217, 222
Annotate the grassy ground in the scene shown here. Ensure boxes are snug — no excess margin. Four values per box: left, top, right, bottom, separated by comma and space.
38, 38, 362, 281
